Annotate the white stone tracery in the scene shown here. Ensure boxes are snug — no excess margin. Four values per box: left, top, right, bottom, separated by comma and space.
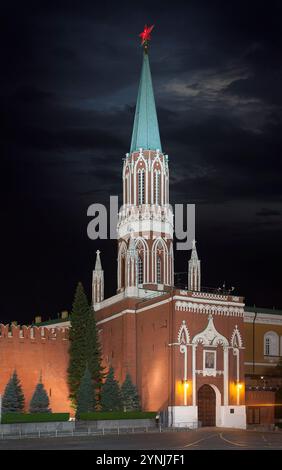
192, 315, 229, 406
177, 321, 190, 406
175, 300, 244, 317
231, 325, 243, 348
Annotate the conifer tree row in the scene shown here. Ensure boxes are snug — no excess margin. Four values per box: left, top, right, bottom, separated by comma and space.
100, 367, 141, 412
67, 282, 103, 407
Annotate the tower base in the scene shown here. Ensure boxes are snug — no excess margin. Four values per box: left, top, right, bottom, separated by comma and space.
167, 405, 246, 429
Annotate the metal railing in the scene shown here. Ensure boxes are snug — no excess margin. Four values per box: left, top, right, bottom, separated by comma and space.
0, 424, 196, 441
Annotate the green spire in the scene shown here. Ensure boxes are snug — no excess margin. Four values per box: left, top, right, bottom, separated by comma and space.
130, 51, 162, 153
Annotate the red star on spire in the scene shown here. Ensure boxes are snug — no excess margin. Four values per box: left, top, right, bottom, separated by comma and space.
139, 24, 154, 46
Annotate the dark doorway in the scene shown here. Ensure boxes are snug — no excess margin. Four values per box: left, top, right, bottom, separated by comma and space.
198, 384, 216, 426
247, 407, 260, 425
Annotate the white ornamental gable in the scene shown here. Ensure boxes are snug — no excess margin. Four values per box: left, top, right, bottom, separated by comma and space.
192, 314, 229, 346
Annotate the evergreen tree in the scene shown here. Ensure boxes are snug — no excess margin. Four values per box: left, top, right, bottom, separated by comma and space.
75, 366, 95, 419
86, 307, 104, 392
121, 372, 141, 411
67, 282, 91, 406
2, 370, 25, 413
100, 367, 122, 411
29, 380, 51, 413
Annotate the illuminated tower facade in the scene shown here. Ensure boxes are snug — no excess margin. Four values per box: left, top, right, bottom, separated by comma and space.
117, 33, 174, 295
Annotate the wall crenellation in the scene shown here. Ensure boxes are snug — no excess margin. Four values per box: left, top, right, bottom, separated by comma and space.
0, 324, 69, 341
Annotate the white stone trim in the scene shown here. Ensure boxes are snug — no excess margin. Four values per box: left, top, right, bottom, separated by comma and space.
192, 345, 196, 407
96, 296, 172, 325
174, 295, 245, 308
135, 237, 149, 284
177, 320, 190, 344
202, 350, 217, 376
223, 347, 229, 405
244, 311, 282, 325
175, 300, 244, 316
231, 325, 243, 348
192, 315, 229, 347
244, 361, 278, 367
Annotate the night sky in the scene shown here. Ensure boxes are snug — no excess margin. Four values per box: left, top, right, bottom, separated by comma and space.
2, 1, 282, 324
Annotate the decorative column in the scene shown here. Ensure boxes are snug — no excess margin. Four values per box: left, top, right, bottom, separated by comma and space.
192, 344, 197, 406
223, 346, 229, 406
180, 344, 188, 405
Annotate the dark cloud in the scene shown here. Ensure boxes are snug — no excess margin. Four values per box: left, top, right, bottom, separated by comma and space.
256, 208, 281, 217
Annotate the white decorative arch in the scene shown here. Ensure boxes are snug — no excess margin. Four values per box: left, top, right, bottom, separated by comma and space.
264, 331, 279, 356
151, 154, 165, 205
177, 320, 190, 344
192, 314, 229, 347
135, 237, 149, 284
152, 237, 168, 285
134, 152, 148, 205
118, 240, 127, 289
176, 320, 190, 406
209, 384, 222, 427
231, 325, 243, 348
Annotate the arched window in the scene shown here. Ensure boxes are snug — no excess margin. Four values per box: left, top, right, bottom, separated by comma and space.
157, 256, 162, 284
264, 331, 279, 356
125, 174, 129, 204
138, 170, 145, 205
138, 256, 143, 285
154, 171, 160, 205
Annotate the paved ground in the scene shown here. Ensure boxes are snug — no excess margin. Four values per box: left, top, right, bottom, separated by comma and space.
0, 428, 282, 450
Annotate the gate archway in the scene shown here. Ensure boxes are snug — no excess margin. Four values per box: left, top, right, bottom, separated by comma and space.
198, 384, 216, 426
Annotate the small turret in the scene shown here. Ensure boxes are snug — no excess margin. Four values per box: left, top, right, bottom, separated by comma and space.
92, 250, 104, 305
188, 240, 201, 292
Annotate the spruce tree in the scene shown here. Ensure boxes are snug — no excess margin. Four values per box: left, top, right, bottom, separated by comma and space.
121, 372, 141, 411
86, 308, 104, 392
67, 282, 91, 406
75, 366, 94, 419
100, 367, 122, 411
2, 371, 25, 413
29, 381, 51, 413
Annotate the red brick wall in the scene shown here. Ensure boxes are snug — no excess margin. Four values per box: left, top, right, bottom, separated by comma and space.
97, 296, 246, 412
246, 391, 275, 425
0, 324, 71, 413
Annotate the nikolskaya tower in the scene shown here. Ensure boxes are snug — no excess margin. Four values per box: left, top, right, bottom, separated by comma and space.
116, 26, 174, 295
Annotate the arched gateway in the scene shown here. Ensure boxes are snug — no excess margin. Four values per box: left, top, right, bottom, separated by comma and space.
198, 385, 216, 426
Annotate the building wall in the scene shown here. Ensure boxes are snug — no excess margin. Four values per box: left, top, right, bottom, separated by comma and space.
244, 313, 282, 375
1, 304, 281, 424
96, 293, 246, 413
0, 324, 71, 413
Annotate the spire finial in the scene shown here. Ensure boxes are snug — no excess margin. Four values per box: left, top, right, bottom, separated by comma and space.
139, 24, 154, 54
95, 250, 102, 271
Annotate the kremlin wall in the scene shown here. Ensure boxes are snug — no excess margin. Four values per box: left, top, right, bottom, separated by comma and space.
0, 304, 281, 427
0, 323, 71, 413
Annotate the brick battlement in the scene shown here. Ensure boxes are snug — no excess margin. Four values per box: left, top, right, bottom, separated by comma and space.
0, 324, 69, 342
